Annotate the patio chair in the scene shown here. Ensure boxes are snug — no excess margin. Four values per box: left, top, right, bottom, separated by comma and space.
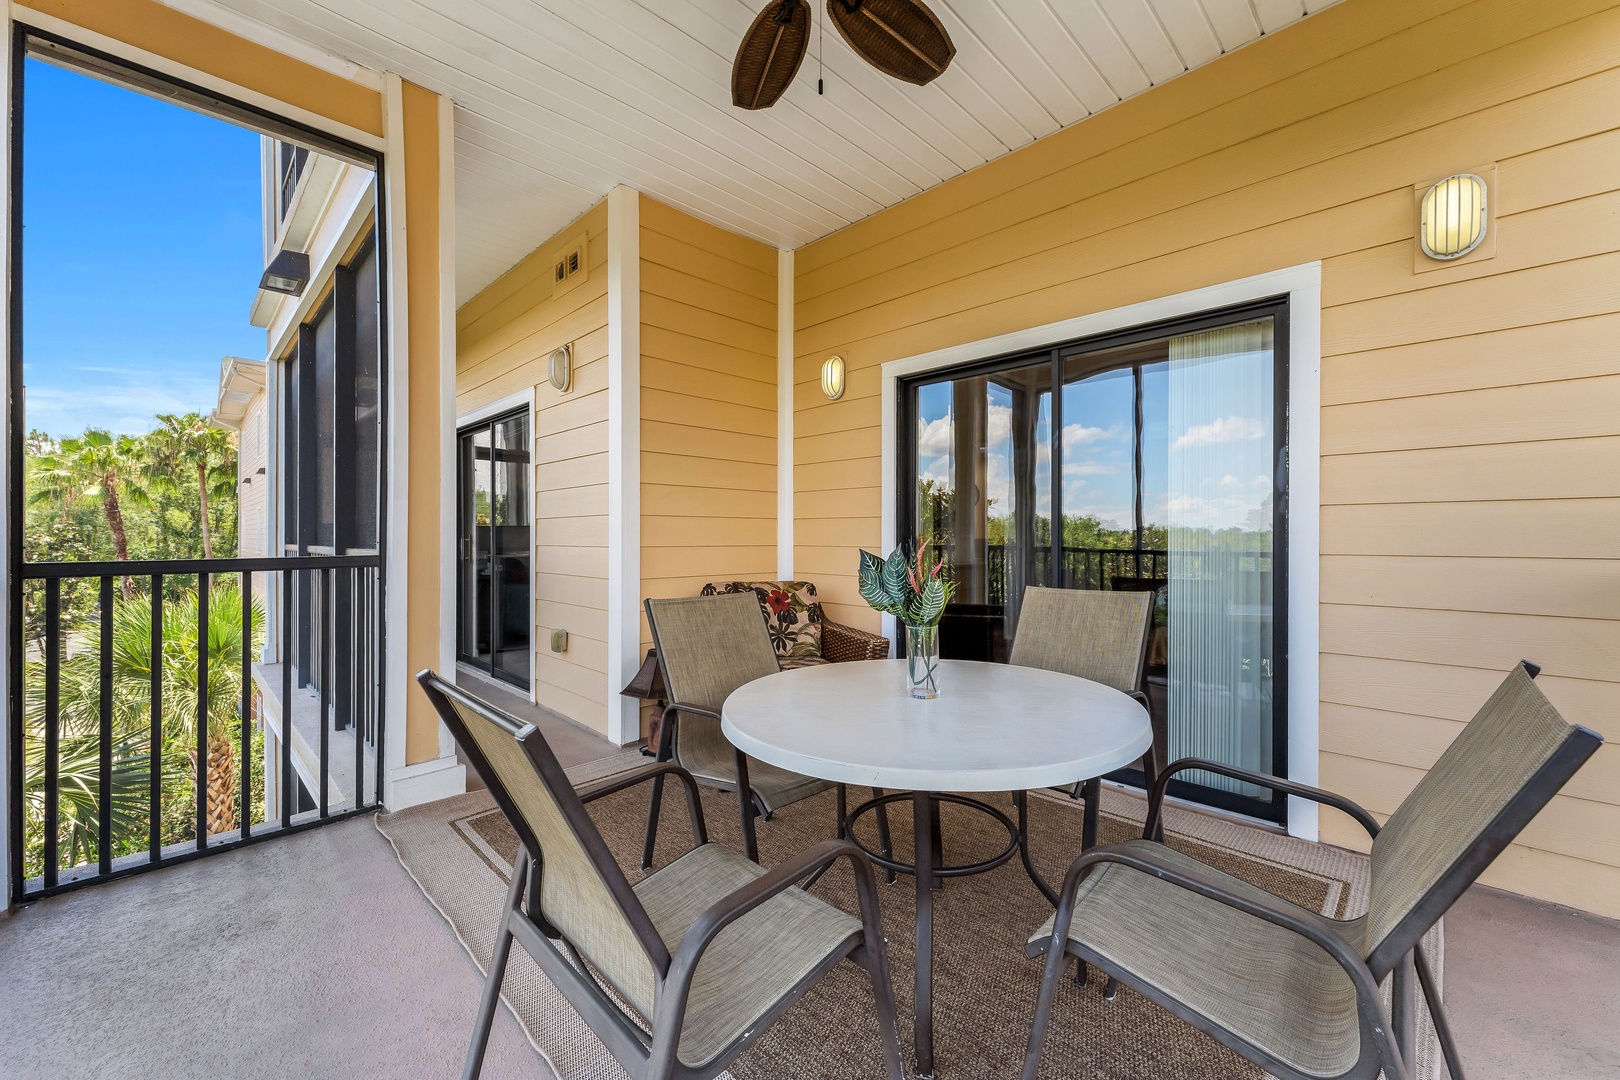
1007, 586, 1158, 867
415, 671, 905, 1080
1021, 661, 1603, 1080
643, 593, 894, 871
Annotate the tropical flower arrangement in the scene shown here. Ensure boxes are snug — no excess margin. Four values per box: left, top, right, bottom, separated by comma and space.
857, 538, 954, 627
858, 538, 954, 698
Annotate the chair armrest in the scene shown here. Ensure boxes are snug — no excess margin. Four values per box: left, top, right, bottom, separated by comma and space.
823, 620, 890, 663
579, 762, 708, 851
1035, 842, 1410, 1080
1145, 757, 1381, 842
647, 839, 886, 1068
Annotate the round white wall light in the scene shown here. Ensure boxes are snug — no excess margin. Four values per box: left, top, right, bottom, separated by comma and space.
1419, 173, 1488, 260
547, 344, 572, 393
821, 355, 845, 401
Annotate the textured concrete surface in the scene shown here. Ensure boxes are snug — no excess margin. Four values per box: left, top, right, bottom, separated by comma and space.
1444, 885, 1620, 1078
0, 814, 549, 1079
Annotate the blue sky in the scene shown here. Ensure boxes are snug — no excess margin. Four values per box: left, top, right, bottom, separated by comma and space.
22, 57, 264, 438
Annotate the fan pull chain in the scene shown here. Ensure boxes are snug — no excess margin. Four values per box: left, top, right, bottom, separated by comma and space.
818, 1, 824, 94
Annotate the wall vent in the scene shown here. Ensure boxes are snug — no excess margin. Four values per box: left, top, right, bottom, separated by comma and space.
552, 233, 587, 297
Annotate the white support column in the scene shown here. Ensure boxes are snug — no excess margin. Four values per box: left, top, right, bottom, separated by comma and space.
379, 73, 414, 809
777, 248, 794, 579
606, 186, 641, 747
435, 91, 458, 764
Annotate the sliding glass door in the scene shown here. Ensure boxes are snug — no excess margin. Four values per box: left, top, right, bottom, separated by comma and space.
901, 300, 1288, 821
457, 409, 531, 689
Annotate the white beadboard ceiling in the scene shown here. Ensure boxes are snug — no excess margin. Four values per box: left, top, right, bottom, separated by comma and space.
164, 0, 1335, 303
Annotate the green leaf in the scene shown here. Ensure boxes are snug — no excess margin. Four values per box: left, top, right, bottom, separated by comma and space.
913, 575, 948, 625
882, 547, 911, 607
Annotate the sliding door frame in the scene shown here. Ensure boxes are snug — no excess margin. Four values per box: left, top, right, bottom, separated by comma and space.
453, 389, 535, 700
897, 297, 1290, 823
881, 264, 1323, 836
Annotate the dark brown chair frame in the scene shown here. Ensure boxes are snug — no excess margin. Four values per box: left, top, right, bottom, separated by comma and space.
641, 596, 894, 877
1022, 661, 1603, 1080
416, 671, 905, 1080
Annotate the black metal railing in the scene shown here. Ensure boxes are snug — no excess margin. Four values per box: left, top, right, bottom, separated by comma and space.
985, 546, 1170, 603
9, 554, 383, 902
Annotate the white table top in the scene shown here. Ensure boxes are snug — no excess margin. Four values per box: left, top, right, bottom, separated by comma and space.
721, 659, 1151, 792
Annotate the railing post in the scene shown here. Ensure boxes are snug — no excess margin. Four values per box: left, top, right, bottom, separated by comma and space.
319, 567, 331, 819
149, 574, 162, 861
280, 568, 293, 829
240, 571, 252, 841
196, 573, 209, 849
42, 578, 59, 889
97, 575, 113, 876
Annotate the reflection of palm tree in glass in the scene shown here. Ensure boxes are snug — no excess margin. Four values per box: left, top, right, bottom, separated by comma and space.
22, 581, 262, 877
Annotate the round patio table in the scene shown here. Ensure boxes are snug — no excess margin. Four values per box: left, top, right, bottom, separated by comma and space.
722, 658, 1151, 1079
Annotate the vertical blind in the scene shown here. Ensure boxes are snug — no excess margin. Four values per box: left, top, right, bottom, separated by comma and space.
1166, 319, 1276, 797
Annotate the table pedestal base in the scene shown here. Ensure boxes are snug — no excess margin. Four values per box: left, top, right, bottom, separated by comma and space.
838, 782, 1102, 1079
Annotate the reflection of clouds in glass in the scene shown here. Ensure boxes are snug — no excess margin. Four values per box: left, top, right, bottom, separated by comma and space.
1171, 415, 1266, 450
1062, 422, 1121, 450
917, 414, 953, 458
1063, 460, 1115, 478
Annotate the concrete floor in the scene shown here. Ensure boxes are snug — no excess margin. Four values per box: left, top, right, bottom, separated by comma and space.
2, 689, 1616, 1078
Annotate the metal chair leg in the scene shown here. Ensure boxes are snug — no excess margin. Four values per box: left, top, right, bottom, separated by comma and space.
1416, 943, 1469, 1080
734, 749, 759, 863
873, 787, 897, 884
465, 849, 528, 1080
640, 774, 665, 871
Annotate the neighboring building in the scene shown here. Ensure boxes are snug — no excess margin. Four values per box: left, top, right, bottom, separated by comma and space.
243, 135, 390, 820
209, 356, 268, 566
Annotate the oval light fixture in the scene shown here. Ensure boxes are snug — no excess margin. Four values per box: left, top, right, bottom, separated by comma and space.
547, 344, 572, 393
1419, 173, 1488, 260
821, 355, 846, 400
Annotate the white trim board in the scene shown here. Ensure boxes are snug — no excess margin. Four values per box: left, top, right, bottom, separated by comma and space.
453, 385, 539, 705
605, 186, 641, 747
777, 247, 794, 579
880, 263, 1323, 841
435, 90, 458, 760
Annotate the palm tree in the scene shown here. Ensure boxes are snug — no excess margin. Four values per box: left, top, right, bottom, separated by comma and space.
22, 580, 263, 875
28, 429, 147, 568
145, 413, 237, 560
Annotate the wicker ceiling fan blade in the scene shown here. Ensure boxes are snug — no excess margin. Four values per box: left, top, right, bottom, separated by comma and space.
732, 0, 812, 110
826, 0, 955, 87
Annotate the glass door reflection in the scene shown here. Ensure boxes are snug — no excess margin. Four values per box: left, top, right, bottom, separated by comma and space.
457, 408, 531, 689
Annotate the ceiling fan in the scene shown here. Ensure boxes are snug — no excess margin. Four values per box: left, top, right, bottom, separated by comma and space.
732, 0, 956, 111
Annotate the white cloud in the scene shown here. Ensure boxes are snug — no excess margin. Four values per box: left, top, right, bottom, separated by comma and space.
1062, 460, 1115, 479
1172, 415, 1266, 450
917, 415, 953, 458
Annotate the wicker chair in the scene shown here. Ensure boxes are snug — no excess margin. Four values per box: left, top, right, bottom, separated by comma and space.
644, 594, 894, 871
1021, 662, 1603, 1080
416, 671, 904, 1080
697, 580, 889, 666
1006, 587, 1159, 860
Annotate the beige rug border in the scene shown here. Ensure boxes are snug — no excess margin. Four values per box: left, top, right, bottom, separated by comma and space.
381, 757, 1438, 1080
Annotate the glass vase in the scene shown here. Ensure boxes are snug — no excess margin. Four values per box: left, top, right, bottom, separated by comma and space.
904, 623, 941, 699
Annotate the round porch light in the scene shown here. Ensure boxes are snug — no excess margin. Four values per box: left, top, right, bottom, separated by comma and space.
1419, 173, 1488, 260
547, 344, 572, 393
821, 355, 846, 401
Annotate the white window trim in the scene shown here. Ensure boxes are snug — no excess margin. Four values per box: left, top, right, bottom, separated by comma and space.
454, 386, 538, 704
879, 263, 1323, 840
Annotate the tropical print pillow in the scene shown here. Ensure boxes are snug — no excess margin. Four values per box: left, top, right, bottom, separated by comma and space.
699, 580, 822, 663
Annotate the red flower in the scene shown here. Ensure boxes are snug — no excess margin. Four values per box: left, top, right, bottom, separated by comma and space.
765, 589, 791, 614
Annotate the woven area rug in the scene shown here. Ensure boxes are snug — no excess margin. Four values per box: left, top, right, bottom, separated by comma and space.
378, 761, 1440, 1080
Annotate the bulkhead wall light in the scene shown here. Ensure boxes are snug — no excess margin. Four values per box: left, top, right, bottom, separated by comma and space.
1419, 173, 1488, 260
821, 355, 846, 400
